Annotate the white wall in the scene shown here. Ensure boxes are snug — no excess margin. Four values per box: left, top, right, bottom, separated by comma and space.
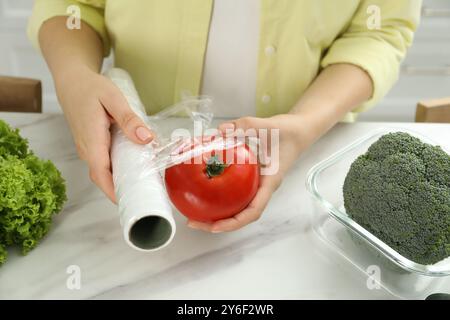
0, 0, 59, 113
1, 0, 449, 120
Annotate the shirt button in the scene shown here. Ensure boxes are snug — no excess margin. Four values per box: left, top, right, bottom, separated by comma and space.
261, 94, 272, 104
265, 45, 276, 56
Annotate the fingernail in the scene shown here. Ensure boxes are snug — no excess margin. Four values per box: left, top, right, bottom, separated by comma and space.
136, 127, 152, 142
187, 222, 199, 230
219, 123, 235, 131
211, 229, 223, 234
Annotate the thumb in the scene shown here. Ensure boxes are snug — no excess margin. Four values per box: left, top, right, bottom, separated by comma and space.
100, 85, 153, 144
219, 117, 269, 137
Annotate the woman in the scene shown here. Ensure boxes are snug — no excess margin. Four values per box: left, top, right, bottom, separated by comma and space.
28, 0, 421, 232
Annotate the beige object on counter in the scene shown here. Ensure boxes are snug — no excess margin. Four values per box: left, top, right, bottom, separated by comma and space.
0, 76, 42, 113
416, 98, 450, 123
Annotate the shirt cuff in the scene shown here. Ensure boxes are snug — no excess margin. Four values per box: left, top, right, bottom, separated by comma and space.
321, 36, 401, 114
27, 0, 110, 57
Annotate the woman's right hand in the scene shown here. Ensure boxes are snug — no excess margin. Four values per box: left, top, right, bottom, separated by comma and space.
55, 66, 154, 202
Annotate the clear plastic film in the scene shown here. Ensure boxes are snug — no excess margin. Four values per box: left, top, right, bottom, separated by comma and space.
142, 96, 254, 176
106, 68, 248, 251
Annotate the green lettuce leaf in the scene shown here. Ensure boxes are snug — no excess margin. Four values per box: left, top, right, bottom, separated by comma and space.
0, 119, 67, 265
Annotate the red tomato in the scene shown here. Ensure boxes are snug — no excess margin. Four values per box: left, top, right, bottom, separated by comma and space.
164, 142, 259, 222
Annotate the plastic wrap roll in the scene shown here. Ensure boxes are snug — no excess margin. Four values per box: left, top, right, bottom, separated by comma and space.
106, 68, 175, 251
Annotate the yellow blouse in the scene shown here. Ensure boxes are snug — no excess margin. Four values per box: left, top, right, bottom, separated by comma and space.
28, 0, 422, 120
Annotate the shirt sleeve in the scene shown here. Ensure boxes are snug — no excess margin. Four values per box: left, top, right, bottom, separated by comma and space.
321, 0, 422, 113
27, 0, 110, 56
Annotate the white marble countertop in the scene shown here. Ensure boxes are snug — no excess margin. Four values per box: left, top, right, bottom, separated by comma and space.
0, 112, 449, 300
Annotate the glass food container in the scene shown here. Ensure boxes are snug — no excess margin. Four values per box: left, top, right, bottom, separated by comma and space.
306, 128, 450, 299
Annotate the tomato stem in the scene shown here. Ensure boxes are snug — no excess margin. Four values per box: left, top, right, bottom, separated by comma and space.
205, 155, 227, 178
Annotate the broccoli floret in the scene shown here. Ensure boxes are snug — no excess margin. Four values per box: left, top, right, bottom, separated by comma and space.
343, 132, 450, 265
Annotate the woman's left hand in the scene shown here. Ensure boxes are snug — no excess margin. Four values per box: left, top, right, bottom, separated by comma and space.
187, 114, 310, 232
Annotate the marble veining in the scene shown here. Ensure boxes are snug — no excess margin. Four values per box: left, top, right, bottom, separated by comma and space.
0, 112, 449, 299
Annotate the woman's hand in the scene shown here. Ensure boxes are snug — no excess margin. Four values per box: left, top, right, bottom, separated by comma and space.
38, 18, 154, 202
56, 66, 154, 202
186, 63, 374, 232
187, 114, 309, 232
